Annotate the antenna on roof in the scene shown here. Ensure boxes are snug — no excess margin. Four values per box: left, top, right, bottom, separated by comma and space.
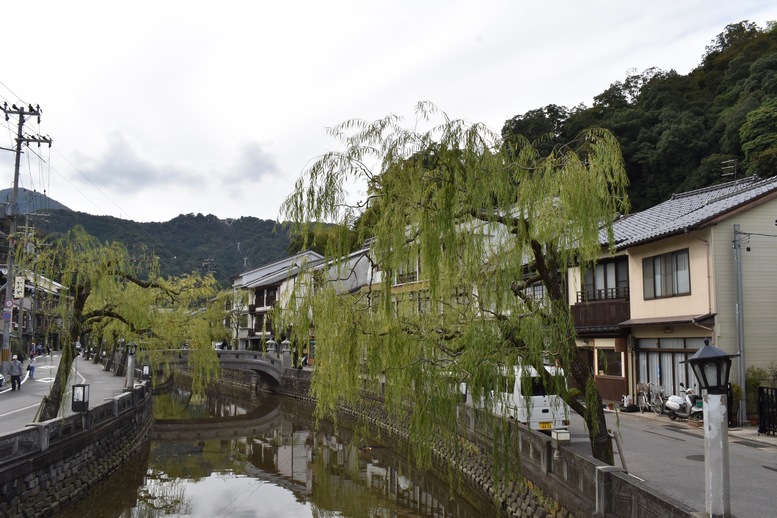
721, 159, 737, 180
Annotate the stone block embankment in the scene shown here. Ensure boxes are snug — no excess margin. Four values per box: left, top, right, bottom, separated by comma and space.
0, 382, 153, 517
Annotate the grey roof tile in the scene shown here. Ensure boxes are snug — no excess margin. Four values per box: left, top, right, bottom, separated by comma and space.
604, 176, 777, 249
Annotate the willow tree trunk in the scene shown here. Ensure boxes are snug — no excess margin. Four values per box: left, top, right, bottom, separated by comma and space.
566, 348, 614, 466
37, 341, 78, 422
37, 290, 88, 422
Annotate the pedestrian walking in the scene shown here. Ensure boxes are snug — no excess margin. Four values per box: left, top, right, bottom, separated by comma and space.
28, 355, 36, 379
10, 355, 22, 391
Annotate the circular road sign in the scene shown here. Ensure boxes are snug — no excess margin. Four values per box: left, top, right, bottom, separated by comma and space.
4, 299, 12, 308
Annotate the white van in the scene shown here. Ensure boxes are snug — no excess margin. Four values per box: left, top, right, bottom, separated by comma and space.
491, 364, 571, 432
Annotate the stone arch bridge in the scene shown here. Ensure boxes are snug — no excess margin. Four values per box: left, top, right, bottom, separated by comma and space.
167, 349, 287, 384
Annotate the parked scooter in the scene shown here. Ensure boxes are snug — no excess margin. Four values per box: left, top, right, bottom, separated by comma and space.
664, 383, 703, 421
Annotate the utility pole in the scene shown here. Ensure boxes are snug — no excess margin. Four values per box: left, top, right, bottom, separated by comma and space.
0, 103, 51, 377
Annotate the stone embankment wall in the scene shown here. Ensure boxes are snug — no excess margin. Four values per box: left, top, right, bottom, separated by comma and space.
0, 381, 152, 517
273, 368, 698, 518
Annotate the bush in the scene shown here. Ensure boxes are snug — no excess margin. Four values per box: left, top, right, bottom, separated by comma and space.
730, 382, 743, 415
745, 365, 768, 415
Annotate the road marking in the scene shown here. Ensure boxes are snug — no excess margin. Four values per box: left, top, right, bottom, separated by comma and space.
0, 402, 41, 417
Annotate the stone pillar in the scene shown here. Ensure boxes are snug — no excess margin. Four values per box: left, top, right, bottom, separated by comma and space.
703, 393, 731, 517
595, 465, 623, 515
124, 353, 135, 389
282, 339, 291, 370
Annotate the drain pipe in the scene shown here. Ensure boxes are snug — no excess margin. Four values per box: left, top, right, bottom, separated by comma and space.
733, 224, 747, 427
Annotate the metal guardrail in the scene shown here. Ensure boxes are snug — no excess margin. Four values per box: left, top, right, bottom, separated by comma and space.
757, 386, 776, 436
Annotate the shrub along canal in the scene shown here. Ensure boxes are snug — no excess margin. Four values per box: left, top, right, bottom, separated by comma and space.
57, 385, 493, 517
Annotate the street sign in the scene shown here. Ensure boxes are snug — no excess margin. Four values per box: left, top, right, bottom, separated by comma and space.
13, 277, 24, 299
4, 299, 12, 308
2, 312, 10, 321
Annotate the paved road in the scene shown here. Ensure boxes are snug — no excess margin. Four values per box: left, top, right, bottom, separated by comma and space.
0, 353, 128, 434
568, 408, 776, 517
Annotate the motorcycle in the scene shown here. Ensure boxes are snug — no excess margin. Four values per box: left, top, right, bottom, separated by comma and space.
664, 383, 703, 421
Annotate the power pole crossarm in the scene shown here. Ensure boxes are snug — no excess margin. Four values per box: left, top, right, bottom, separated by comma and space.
0, 102, 51, 376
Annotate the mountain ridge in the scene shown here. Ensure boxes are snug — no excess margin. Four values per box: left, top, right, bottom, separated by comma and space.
33, 208, 291, 289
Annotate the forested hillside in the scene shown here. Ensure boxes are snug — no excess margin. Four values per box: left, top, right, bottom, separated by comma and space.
39, 211, 290, 288
501, 21, 777, 211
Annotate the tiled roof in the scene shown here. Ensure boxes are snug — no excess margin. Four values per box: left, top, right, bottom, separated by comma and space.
606, 176, 777, 249
233, 250, 324, 288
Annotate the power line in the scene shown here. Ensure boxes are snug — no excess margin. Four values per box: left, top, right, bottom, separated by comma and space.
0, 102, 51, 378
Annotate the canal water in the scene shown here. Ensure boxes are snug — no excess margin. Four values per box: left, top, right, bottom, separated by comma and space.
58, 386, 493, 517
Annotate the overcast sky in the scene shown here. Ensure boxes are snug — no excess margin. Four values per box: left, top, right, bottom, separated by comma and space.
2, 1, 776, 223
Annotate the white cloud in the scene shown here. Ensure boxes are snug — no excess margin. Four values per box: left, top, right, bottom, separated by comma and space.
1, 0, 776, 222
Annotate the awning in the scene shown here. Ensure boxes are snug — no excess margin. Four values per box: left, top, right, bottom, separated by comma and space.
619, 313, 715, 327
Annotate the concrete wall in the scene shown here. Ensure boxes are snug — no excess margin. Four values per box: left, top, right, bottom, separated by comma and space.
0, 381, 152, 517
272, 368, 698, 518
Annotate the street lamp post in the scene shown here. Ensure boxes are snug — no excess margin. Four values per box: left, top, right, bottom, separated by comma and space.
683, 339, 739, 518
125, 342, 137, 389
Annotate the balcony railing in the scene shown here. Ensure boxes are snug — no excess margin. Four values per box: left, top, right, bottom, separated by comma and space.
571, 299, 630, 330
576, 286, 629, 303
397, 271, 418, 284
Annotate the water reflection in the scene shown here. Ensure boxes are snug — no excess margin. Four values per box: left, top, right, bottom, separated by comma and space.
58, 388, 491, 517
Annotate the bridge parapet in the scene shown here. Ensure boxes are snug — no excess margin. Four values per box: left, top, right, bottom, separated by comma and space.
162, 349, 289, 383
215, 350, 285, 381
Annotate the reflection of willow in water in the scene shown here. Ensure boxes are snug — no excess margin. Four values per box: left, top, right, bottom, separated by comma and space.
308, 437, 475, 518
135, 472, 193, 517
62, 387, 491, 517
308, 442, 405, 518
153, 388, 208, 419
154, 385, 262, 420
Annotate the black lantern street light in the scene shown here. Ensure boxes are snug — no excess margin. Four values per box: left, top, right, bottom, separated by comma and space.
685, 340, 737, 395
72, 383, 90, 412
683, 339, 739, 518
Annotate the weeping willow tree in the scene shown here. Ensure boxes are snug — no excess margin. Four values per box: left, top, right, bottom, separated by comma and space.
23, 226, 223, 421
279, 102, 628, 466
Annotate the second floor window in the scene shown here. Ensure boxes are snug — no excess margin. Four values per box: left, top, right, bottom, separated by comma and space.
642, 248, 690, 300
581, 257, 629, 302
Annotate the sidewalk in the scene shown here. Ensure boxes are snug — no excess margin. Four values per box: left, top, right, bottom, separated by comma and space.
605, 405, 776, 447
0, 353, 129, 432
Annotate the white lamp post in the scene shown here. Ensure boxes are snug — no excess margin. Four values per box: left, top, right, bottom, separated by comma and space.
683, 339, 738, 518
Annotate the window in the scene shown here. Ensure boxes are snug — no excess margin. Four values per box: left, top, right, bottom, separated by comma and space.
597, 349, 623, 376
636, 337, 702, 396
642, 249, 690, 300
581, 257, 629, 301
525, 282, 545, 302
